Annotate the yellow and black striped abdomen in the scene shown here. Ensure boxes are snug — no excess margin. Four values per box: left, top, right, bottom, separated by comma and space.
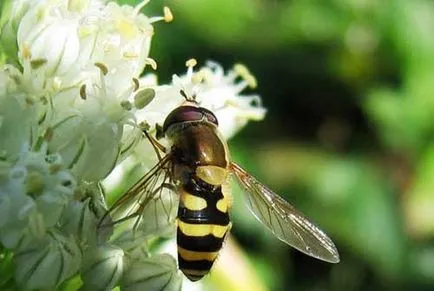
177, 177, 231, 281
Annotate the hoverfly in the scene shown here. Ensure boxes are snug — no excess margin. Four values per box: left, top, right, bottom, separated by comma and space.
101, 92, 340, 282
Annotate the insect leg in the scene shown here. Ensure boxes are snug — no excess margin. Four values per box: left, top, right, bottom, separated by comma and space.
143, 129, 167, 160
132, 182, 177, 231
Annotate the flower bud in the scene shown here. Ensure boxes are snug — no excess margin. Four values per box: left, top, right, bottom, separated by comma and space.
81, 244, 124, 291
14, 230, 82, 290
120, 254, 182, 291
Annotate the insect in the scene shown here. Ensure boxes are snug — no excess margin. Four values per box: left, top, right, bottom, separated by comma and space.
101, 93, 340, 282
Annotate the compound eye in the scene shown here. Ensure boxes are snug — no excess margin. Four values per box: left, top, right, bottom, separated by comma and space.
163, 106, 203, 132
200, 107, 219, 126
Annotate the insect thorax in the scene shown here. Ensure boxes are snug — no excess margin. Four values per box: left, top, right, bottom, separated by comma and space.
167, 122, 229, 186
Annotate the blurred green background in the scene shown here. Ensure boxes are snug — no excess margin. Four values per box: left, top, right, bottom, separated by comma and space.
131, 0, 434, 290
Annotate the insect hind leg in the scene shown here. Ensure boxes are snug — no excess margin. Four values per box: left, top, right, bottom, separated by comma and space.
132, 182, 178, 232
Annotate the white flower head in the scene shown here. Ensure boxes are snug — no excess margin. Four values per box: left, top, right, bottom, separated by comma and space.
12, 0, 170, 89
0, 0, 266, 289
135, 59, 267, 139
0, 140, 76, 249
0, 0, 176, 289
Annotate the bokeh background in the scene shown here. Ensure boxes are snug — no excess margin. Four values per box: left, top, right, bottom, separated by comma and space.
127, 1, 434, 290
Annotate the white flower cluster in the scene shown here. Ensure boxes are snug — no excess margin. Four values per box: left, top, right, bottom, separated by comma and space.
0, 0, 266, 290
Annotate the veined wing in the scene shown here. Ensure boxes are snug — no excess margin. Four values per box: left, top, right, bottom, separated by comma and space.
230, 162, 340, 263
99, 154, 178, 235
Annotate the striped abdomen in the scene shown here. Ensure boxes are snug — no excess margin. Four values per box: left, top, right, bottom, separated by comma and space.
177, 175, 231, 281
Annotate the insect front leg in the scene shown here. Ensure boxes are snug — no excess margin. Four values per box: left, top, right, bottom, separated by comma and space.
142, 127, 167, 161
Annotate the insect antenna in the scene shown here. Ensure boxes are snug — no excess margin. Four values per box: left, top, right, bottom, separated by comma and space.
180, 89, 198, 104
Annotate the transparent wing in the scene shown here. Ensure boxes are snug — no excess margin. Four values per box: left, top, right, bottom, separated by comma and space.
230, 162, 340, 263
99, 154, 178, 236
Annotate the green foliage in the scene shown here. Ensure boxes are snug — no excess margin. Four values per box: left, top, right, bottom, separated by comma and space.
147, 0, 434, 290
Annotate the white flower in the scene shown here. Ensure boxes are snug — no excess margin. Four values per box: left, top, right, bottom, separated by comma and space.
0, 0, 38, 64
0, 0, 176, 289
135, 60, 267, 139
0, 0, 266, 289
12, 0, 168, 90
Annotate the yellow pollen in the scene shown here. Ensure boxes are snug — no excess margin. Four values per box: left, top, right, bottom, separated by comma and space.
234, 63, 257, 88
164, 7, 173, 22
234, 63, 248, 76
245, 74, 257, 88
22, 43, 31, 59
145, 57, 157, 70
186, 58, 197, 68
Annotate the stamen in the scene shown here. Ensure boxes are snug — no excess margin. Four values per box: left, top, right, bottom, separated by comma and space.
145, 57, 157, 70
94, 62, 109, 76
185, 58, 197, 81
245, 74, 257, 89
133, 0, 151, 16
163, 7, 173, 22
95, 63, 108, 96
186, 58, 197, 68
132, 78, 140, 91
30, 59, 47, 70
80, 84, 87, 100
172, 74, 182, 86
22, 43, 32, 59
234, 80, 249, 93
234, 63, 257, 88
148, 16, 165, 23
233, 63, 249, 76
